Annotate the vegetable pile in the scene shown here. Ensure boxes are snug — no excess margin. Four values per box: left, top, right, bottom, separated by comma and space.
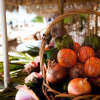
13, 34, 100, 99
44, 34, 100, 96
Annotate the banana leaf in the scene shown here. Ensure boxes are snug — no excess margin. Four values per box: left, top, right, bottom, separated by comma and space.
9, 52, 35, 64
22, 46, 39, 56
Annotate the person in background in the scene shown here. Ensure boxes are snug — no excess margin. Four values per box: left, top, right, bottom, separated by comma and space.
9, 21, 13, 30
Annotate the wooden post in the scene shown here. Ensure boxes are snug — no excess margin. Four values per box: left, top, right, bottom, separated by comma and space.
58, 0, 65, 35
94, 4, 98, 35
0, 0, 10, 88
87, 14, 90, 35
71, 16, 73, 31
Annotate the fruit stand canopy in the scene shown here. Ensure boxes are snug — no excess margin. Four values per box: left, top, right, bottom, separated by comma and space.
5, 0, 100, 17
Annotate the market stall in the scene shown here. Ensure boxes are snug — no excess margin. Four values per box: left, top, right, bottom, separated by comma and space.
0, 0, 100, 100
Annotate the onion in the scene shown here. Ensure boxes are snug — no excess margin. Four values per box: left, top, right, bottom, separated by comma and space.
23, 56, 40, 74
34, 56, 40, 65
46, 60, 67, 84
15, 85, 39, 100
68, 78, 92, 95
25, 72, 42, 83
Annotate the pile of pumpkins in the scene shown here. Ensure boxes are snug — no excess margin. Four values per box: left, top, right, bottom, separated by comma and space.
44, 34, 100, 96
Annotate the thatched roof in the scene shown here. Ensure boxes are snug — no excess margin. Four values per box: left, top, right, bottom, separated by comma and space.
5, 0, 100, 6
6, 4, 19, 12
5, 0, 100, 17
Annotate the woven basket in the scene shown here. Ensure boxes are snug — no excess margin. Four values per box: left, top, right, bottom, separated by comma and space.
40, 9, 100, 100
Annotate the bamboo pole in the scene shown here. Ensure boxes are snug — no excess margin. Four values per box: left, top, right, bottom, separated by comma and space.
0, 0, 10, 88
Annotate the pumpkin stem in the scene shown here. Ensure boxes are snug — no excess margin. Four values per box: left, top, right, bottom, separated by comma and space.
82, 78, 88, 84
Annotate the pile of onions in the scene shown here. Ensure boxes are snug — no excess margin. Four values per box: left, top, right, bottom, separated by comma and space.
68, 78, 92, 95
15, 85, 39, 100
46, 60, 67, 84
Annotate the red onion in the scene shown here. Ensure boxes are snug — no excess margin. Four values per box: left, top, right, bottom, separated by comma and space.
23, 56, 40, 74
46, 60, 67, 84
15, 85, 39, 100
25, 72, 42, 83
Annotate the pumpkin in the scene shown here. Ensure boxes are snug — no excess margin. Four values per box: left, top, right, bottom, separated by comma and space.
84, 57, 100, 77
89, 77, 100, 89
78, 46, 95, 63
57, 49, 77, 68
74, 42, 81, 54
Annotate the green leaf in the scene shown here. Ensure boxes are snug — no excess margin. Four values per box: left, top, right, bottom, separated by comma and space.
44, 48, 58, 65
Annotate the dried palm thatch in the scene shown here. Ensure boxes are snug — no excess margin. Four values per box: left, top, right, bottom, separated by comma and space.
24, 2, 95, 17
5, 0, 100, 17
24, 4, 58, 17
6, 4, 19, 12
5, 0, 100, 6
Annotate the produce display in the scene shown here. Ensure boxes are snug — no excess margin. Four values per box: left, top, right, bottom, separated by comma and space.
14, 33, 100, 99
44, 34, 100, 96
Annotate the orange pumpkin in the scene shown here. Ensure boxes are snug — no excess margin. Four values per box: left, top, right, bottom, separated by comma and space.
78, 46, 95, 63
57, 49, 77, 68
84, 57, 100, 77
74, 42, 81, 54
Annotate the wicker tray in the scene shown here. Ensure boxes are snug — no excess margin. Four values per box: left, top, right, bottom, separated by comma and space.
40, 9, 100, 100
